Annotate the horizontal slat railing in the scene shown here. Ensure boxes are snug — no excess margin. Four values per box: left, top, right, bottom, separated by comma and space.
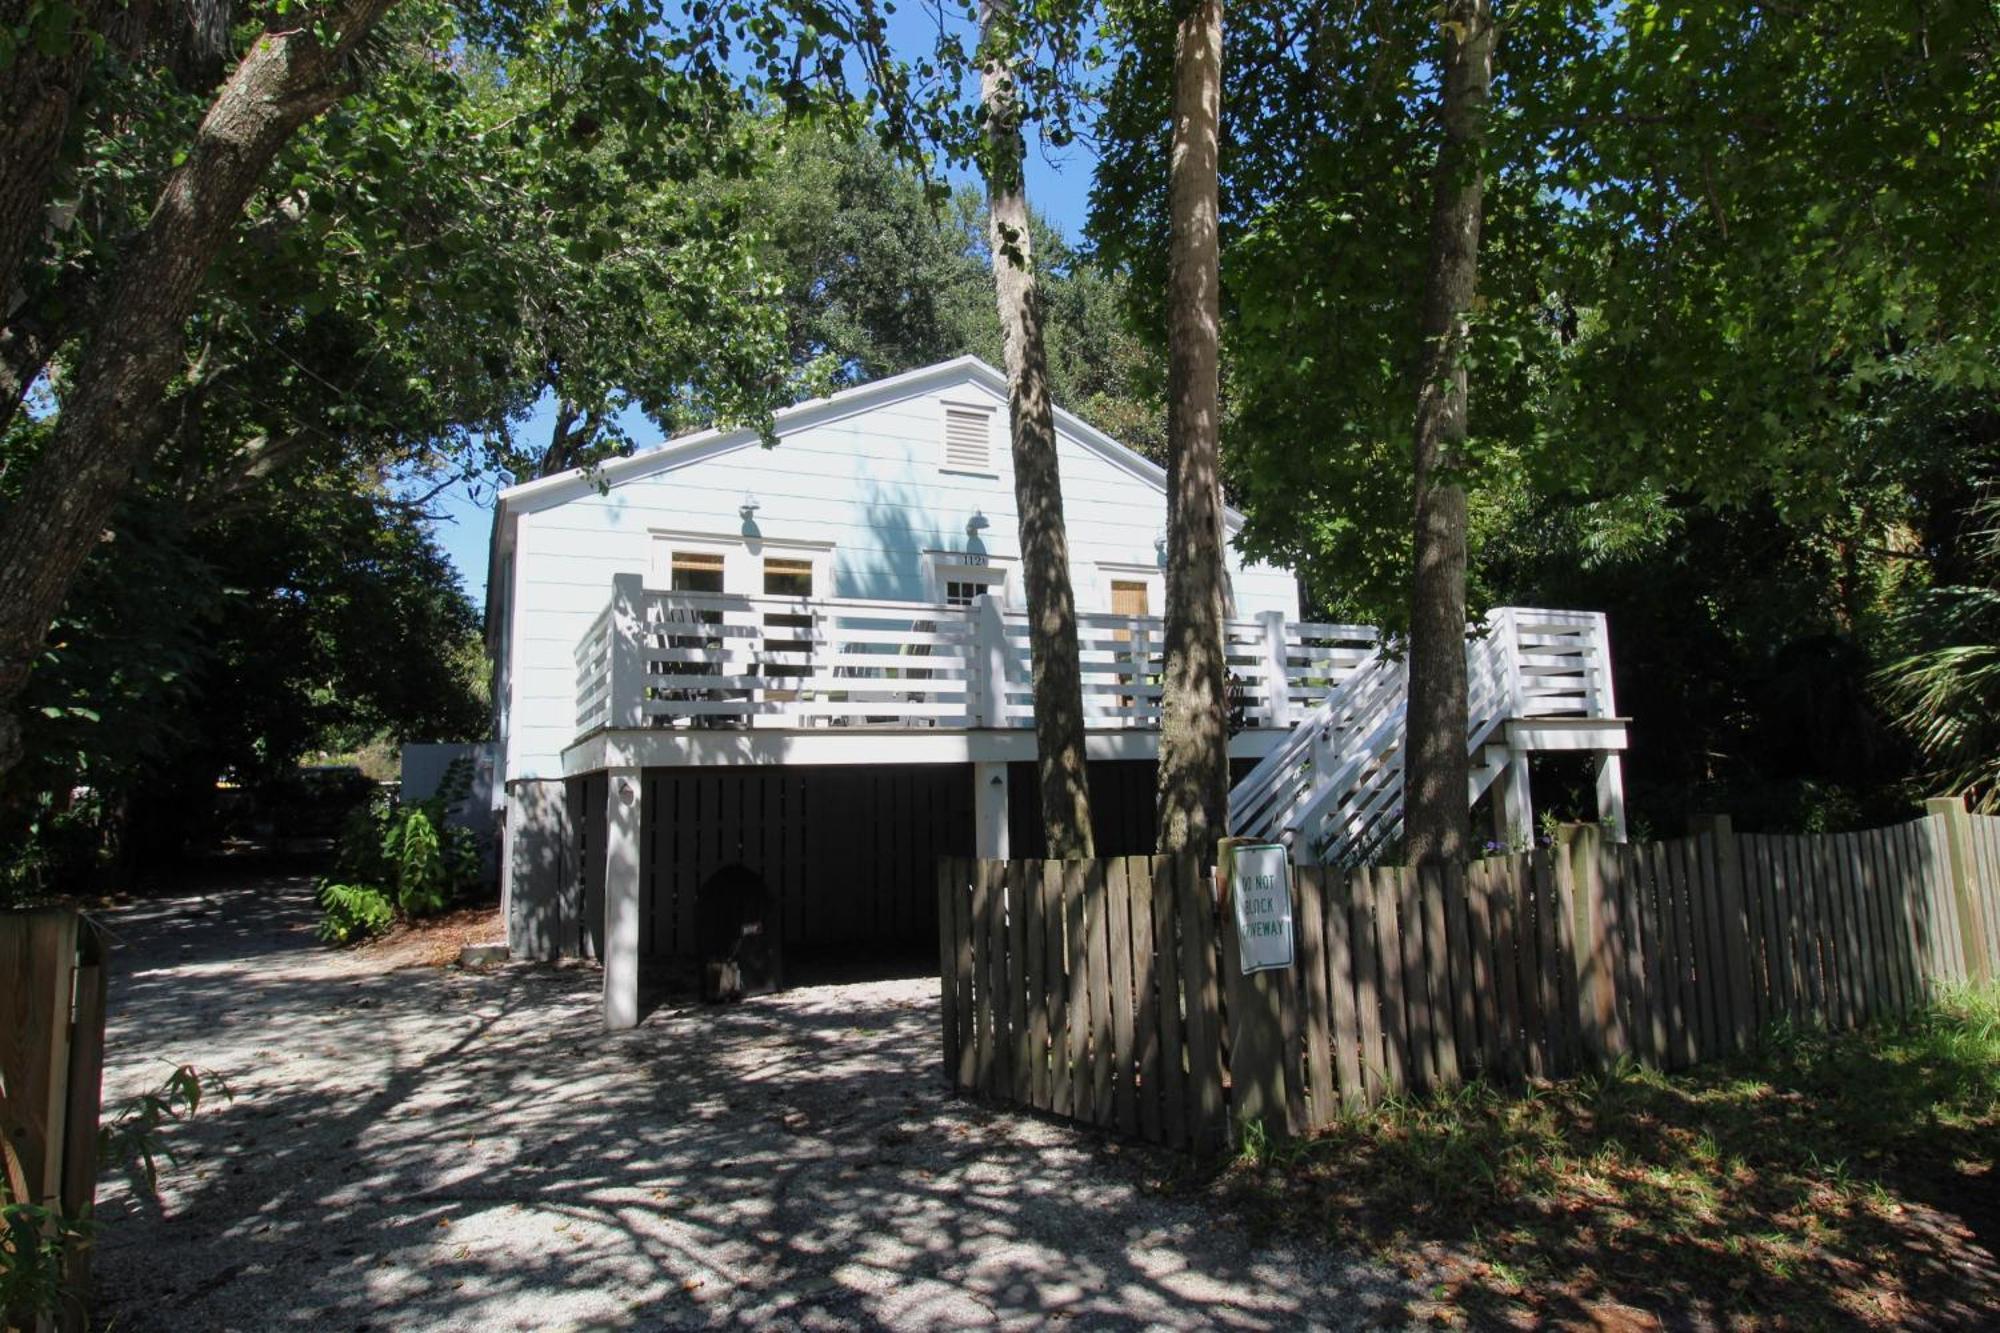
572, 581, 1619, 746
634, 590, 977, 729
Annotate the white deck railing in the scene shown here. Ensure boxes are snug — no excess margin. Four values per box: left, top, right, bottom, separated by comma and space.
571, 575, 1614, 742
572, 574, 1394, 736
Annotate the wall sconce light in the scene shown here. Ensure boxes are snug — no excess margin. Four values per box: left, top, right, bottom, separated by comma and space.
739, 495, 761, 523
618, 779, 635, 803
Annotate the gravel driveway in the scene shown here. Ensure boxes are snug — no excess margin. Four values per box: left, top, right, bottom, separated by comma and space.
92, 863, 1423, 1330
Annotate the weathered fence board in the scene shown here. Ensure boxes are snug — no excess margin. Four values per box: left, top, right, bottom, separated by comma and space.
939, 806, 2000, 1153
1, 910, 110, 1328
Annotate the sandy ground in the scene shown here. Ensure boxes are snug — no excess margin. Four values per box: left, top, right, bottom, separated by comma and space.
90, 862, 1428, 1331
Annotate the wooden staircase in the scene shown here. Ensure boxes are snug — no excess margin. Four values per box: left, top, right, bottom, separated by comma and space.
1228, 607, 1626, 865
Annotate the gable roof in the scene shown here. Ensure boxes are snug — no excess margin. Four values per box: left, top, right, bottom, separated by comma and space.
492, 355, 1245, 530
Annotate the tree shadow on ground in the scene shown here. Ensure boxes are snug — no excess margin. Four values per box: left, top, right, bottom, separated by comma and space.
1208, 1003, 2000, 1330
92, 864, 1423, 1330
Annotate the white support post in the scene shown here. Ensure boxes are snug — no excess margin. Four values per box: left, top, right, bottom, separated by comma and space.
971, 594, 1009, 729
974, 760, 1011, 859
1491, 750, 1534, 851
1258, 610, 1293, 730
610, 572, 646, 729
603, 765, 643, 1031
1595, 752, 1628, 843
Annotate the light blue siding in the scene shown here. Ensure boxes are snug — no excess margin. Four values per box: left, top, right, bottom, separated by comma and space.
498, 362, 1299, 782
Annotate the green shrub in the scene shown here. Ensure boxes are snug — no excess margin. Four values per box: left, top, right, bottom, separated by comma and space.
315, 756, 482, 943
317, 882, 396, 944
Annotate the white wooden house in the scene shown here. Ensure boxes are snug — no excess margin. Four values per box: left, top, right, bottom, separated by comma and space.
484, 357, 1630, 1027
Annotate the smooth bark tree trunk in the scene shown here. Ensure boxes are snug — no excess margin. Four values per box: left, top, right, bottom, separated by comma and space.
978, 0, 1094, 858
1155, 0, 1229, 862
0, 0, 401, 778
1404, 0, 1494, 868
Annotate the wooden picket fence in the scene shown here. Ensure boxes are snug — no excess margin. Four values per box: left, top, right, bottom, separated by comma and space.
934, 855, 1229, 1151
937, 802, 2000, 1150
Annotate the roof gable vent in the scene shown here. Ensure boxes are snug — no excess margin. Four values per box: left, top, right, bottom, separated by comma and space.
941, 402, 996, 474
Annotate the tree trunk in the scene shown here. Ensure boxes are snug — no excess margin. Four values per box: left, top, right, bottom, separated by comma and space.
1403, 0, 1494, 868
979, 0, 1094, 858
1155, 0, 1228, 862
0, 0, 401, 779
0, 0, 116, 328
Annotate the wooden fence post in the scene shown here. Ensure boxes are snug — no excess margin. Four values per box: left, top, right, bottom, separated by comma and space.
1925, 795, 1994, 983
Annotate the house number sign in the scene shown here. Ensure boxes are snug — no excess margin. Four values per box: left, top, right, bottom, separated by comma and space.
1228, 842, 1295, 975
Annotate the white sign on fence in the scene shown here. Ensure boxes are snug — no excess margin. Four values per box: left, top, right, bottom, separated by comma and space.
1228, 841, 1295, 975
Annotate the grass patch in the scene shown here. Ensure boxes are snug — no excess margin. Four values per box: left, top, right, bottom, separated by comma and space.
1214, 985, 2000, 1328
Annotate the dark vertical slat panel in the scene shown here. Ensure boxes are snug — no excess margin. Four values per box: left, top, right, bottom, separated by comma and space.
1352, 867, 1387, 1102
1112, 856, 1144, 1128
1668, 839, 1704, 1066
1421, 863, 1461, 1087
1614, 843, 1652, 1068
968, 858, 993, 1094
1022, 857, 1050, 1112
1148, 856, 1189, 1149
1006, 859, 1033, 1106
1326, 869, 1365, 1108
1177, 857, 1226, 1151
1398, 866, 1438, 1092
1673, 837, 1711, 1060
937, 858, 961, 1085
1374, 867, 1410, 1095
1087, 858, 1118, 1129
1442, 861, 1479, 1082
987, 858, 1017, 1096
1834, 832, 1866, 1028
1496, 860, 1520, 1080
1894, 821, 1931, 1006
1295, 866, 1337, 1127
1532, 849, 1567, 1073
1793, 835, 1828, 1025
1064, 860, 1094, 1125
1862, 829, 1901, 1017
1715, 832, 1755, 1052
1464, 860, 1503, 1080
1632, 843, 1670, 1065
1045, 862, 1074, 1119
1691, 834, 1727, 1057
1127, 856, 1164, 1144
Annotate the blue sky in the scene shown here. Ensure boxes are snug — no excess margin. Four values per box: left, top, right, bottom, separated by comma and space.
426, 25, 1106, 614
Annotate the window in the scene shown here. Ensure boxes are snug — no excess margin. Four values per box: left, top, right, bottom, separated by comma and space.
941, 403, 995, 474
940, 567, 1006, 608
763, 556, 814, 598
670, 551, 725, 593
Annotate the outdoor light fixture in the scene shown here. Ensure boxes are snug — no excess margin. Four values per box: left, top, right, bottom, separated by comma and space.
739, 494, 761, 522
